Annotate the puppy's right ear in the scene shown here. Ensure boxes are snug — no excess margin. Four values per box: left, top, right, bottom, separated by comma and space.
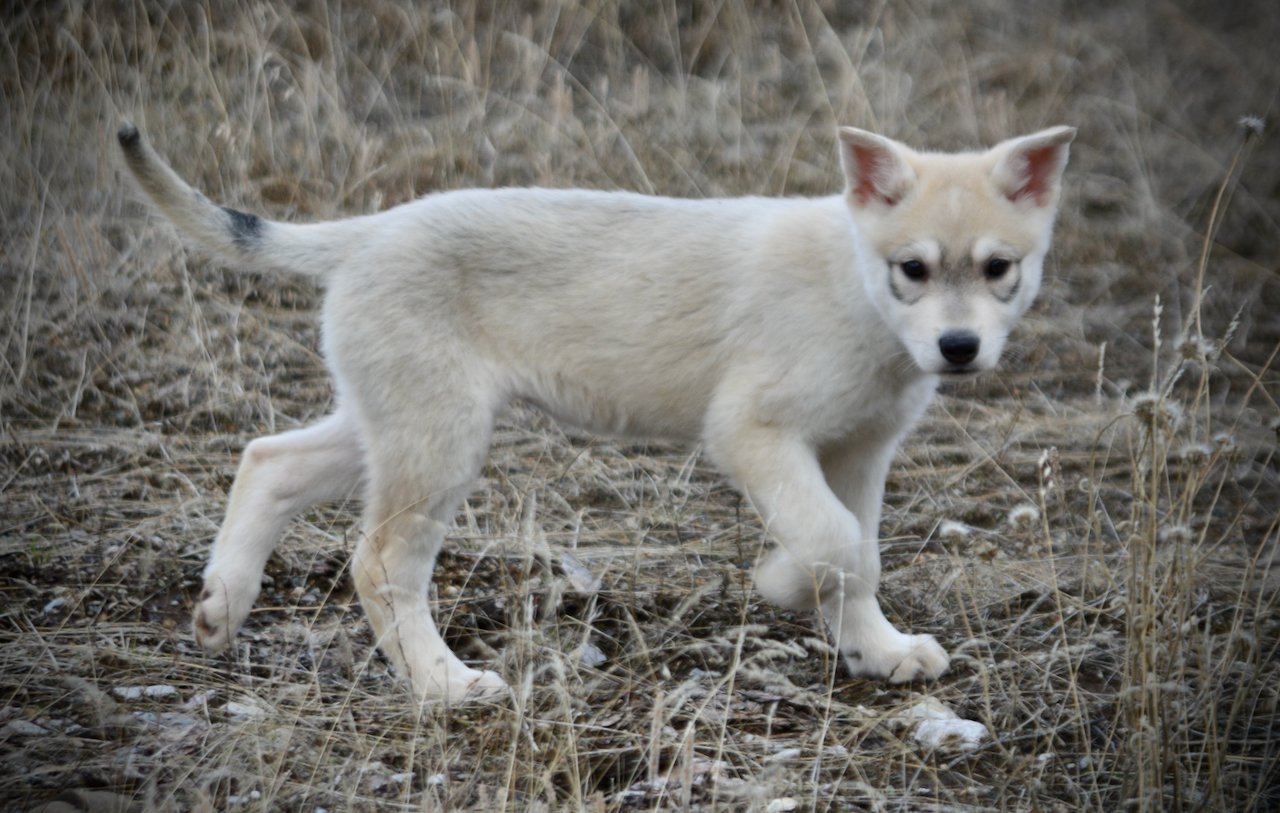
838, 128, 917, 209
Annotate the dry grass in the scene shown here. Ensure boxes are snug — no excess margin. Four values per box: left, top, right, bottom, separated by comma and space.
2, 1, 1278, 810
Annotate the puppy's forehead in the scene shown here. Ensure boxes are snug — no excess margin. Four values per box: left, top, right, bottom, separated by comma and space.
870, 156, 1046, 258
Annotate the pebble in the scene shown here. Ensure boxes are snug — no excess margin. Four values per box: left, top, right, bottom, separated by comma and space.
224, 700, 267, 721
764, 747, 802, 764
5, 719, 49, 736
113, 685, 178, 701
132, 711, 198, 730
896, 697, 988, 752
559, 553, 602, 593
577, 642, 607, 667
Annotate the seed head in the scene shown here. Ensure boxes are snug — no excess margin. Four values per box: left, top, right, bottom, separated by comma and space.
1159, 525, 1194, 545
1238, 115, 1265, 137
1007, 503, 1041, 531
1211, 431, 1239, 456
1131, 392, 1182, 432
1177, 334, 1217, 363
1177, 442, 1212, 466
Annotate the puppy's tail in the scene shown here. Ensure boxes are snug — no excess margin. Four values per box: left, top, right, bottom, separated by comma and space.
116, 122, 355, 278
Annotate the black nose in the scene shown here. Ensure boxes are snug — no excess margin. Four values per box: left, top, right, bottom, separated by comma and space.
938, 331, 980, 366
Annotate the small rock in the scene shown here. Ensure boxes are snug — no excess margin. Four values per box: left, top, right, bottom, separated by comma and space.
576, 642, 607, 667
559, 553, 602, 593
132, 711, 198, 731
113, 685, 178, 701
764, 747, 802, 764
5, 719, 49, 736
183, 690, 218, 710
224, 699, 266, 721
913, 715, 986, 751
895, 697, 988, 752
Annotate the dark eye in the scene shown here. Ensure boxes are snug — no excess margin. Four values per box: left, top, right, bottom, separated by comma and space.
900, 259, 928, 281
985, 258, 1012, 279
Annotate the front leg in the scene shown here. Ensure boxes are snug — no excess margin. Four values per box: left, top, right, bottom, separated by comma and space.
708, 420, 946, 683
817, 438, 948, 682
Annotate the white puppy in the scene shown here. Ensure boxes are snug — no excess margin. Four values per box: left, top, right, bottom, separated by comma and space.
118, 121, 1074, 702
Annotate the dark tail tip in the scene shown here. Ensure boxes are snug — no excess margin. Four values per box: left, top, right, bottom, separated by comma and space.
222, 206, 264, 248
117, 122, 142, 152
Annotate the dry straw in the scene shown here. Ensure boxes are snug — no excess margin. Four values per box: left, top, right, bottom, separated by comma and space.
1, 2, 1276, 811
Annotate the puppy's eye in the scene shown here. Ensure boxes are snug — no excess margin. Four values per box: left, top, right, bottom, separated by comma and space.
900, 259, 928, 281
985, 258, 1012, 279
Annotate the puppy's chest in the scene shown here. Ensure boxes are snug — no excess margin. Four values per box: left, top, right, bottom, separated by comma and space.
800, 367, 936, 446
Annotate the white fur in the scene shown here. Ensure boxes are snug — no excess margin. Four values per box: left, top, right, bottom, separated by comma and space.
118, 122, 1073, 703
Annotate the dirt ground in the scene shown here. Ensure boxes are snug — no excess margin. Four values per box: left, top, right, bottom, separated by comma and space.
1, 1, 1277, 810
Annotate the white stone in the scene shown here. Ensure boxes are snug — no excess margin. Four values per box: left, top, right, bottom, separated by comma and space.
896, 697, 987, 752
5, 719, 48, 736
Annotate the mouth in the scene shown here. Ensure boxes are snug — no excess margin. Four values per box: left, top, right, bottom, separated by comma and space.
938, 365, 980, 377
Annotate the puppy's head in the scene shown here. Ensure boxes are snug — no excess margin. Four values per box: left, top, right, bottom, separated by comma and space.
838, 126, 1075, 376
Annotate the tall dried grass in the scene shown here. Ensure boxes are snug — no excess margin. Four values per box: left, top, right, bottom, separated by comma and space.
1, 1, 1276, 810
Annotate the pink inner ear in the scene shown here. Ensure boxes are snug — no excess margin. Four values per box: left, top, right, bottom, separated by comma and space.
1011, 145, 1061, 205
850, 144, 901, 207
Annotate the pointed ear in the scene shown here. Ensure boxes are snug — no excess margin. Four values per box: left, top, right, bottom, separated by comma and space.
838, 127, 917, 208
990, 126, 1076, 207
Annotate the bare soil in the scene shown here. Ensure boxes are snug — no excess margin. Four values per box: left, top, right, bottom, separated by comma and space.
2, 1, 1277, 810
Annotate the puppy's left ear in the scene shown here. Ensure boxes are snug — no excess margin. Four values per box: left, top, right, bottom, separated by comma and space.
990, 126, 1076, 207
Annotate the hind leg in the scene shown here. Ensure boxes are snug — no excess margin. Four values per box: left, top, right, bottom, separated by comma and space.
351, 401, 507, 703
196, 410, 364, 651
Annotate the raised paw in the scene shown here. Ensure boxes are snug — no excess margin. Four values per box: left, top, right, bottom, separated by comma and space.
843, 632, 950, 683
192, 575, 258, 652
